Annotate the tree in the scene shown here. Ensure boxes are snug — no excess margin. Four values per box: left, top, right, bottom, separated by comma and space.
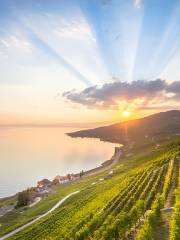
80, 170, 84, 178
67, 174, 71, 181
16, 188, 35, 208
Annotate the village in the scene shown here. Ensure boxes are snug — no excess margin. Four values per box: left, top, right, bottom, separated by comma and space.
36, 173, 81, 196
30, 146, 123, 207
0, 146, 123, 218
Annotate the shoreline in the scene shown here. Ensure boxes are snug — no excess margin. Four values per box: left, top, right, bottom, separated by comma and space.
0, 145, 123, 204
0, 145, 124, 237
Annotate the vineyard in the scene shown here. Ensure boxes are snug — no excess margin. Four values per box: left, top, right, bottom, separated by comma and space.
2, 141, 180, 240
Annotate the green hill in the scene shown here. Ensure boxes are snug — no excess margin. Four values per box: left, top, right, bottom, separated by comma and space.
1, 139, 179, 240
68, 110, 180, 145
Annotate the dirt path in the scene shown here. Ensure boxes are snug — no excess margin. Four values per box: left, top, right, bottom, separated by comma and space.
0, 191, 80, 240
154, 211, 173, 240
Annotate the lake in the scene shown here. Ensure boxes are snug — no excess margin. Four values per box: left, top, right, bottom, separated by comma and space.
0, 127, 118, 198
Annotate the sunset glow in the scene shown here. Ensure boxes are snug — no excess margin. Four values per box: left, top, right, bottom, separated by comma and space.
0, 1, 180, 238
122, 111, 130, 118
0, 0, 179, 126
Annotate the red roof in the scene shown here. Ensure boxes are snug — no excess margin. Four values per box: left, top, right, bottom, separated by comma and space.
37, 178, 51, 187
54, 175, 68, 181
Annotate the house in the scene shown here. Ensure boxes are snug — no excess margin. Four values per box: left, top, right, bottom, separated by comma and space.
37, 178, 52, 188
53, 175, 69, 184
155, 143, 160, 149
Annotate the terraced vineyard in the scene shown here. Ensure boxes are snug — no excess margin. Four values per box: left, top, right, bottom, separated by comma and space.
1, 141, 180, 240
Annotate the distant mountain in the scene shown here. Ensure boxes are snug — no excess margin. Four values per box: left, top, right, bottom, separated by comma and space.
67, 110, 180, 144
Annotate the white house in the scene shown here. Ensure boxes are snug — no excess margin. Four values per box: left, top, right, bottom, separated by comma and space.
53, 175, 69, 184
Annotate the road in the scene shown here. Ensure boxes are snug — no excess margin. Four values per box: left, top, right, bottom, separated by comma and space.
0, 191, 80, 240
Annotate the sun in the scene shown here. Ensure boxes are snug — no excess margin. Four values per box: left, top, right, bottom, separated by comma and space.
122, 111, 130, 117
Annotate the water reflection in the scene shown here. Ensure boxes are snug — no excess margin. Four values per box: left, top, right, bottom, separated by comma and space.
0, 127, 118, 197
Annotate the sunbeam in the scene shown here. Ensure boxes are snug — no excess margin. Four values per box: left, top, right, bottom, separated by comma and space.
80, 0, 127, 79
0, 0, 180, 126
146, 2, 180, 80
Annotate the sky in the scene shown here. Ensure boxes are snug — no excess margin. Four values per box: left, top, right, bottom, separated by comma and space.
0, 0, 180, 126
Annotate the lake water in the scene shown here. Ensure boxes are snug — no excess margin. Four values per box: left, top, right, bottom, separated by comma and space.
0, 127, 118, 198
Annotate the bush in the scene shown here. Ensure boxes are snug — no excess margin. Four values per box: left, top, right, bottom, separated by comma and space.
170, 184, 180, 239
137, 194, 162, 240
16, 188, 35, 208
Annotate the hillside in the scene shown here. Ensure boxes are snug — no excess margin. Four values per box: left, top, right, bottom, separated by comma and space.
0, 139, 179, 240
67, 110, 180, 144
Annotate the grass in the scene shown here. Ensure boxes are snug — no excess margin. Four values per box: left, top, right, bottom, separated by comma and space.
0, 138, 179, 239
0, 169, 109, 236
0, 196, 17, 208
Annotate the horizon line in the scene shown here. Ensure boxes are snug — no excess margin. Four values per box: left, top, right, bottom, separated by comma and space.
0, 122, 112, 128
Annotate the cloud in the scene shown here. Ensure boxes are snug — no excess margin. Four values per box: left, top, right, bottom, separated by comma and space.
133, 0, 142, 9
53, 20, 96, 42
0, 31, 32, 50
166, 81, 180, 94
63, 79, 180, 110
23, 24, 92, 86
